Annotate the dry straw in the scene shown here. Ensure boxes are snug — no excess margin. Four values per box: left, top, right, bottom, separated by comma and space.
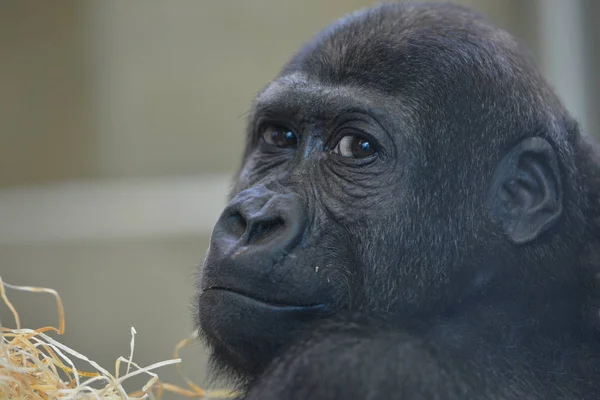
0, 276, 233, 399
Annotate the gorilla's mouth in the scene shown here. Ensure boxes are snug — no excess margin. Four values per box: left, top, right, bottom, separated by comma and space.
203, 286, 327, 310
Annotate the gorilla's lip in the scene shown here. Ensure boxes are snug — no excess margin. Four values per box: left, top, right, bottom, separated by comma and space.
202, 286, 327, 310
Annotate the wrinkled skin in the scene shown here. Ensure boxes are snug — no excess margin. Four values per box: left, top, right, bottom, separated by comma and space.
195, 3, 600, 399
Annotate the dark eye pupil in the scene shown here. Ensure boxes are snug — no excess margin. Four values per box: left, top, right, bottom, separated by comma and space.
352, 138, 374, 157
270, 129, 297, 148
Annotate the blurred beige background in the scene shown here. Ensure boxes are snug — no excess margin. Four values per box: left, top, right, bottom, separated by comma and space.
1, 0, 599, 397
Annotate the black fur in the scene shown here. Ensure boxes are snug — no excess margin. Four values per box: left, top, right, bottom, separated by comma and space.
195, 3, 600, 399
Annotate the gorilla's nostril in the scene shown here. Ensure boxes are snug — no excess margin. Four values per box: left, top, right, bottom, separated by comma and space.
227, 212, 247, 239
246, 217, 285, 245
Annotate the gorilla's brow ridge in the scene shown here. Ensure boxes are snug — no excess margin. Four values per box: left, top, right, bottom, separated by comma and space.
254, 75, 396, 127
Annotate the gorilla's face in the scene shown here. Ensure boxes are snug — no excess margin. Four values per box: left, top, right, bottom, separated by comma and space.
195, 76, 480, 377
194, 1, 574, 388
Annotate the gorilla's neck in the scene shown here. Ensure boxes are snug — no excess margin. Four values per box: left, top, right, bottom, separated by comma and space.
427, 275, 592, 368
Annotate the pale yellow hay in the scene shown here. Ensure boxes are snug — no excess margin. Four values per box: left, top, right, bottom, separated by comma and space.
0, 276, 235, 399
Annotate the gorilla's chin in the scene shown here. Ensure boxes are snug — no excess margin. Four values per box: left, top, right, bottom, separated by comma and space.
197, 288, 328, 377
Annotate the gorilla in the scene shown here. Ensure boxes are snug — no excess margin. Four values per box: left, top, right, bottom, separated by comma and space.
195, 2, 600, 399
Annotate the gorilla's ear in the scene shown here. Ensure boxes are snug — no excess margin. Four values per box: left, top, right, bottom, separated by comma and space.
488, 137, 563, 244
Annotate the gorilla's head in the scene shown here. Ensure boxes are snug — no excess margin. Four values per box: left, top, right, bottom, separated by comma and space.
195, 3, 598, 382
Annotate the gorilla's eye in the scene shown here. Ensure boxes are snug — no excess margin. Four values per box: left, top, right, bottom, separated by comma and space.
332, 135, 376, 158
261, 125, 298, 149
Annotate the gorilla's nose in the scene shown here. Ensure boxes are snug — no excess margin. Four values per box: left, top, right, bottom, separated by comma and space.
212, 186, 307, 257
